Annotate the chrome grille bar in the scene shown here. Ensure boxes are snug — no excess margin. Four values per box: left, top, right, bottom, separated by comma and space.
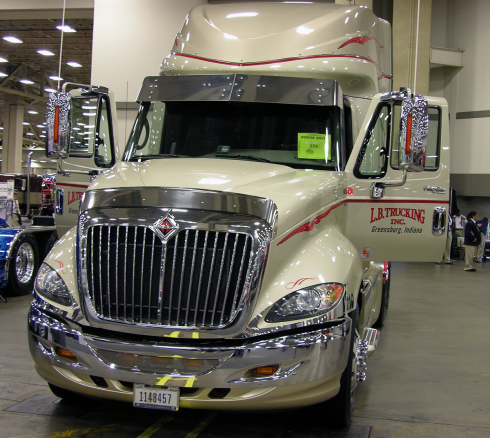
176, 230, 189, 324
106, 226, 111, 318
220, 234, 239, 325
193, 230, 209, 326
123, 226, 128, 321
115, 226, 119, 319
148, 233, 155, 323
231, 235, 251, 314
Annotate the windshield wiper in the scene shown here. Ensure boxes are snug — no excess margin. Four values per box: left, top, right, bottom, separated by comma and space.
215, 154, 270, 163
129, 154, 181, 162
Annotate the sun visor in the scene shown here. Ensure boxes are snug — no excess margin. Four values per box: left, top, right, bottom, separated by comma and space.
136, 74, 342, 107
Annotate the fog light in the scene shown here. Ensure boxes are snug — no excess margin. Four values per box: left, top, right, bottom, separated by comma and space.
208, 388, 230, 399
56, 347, 77, 362
251, 366, 278, 376
90, 375, 108, 388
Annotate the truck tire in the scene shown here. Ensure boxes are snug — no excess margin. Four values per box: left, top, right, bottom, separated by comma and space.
326, 307, 359, 428
373, 262, 391, 328
9, 234, 39, 296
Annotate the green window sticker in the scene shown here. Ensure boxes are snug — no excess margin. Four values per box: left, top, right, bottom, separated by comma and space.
298, 133, 331, 160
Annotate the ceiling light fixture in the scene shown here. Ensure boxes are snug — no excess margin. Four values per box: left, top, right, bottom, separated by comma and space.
22, 122, 30, 126
37, 50, 55, 56
49, 75, 63, 81
0, 57, 8, 63
44, 88, 57, 93
67, 61, 82, 67
28, 110, 38, 115
20, 79, 34, 85
56, 25, 76, 33
3, 36, 23, 43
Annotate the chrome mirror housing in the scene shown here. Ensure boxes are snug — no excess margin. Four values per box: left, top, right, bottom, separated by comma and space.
45, 92, 71, 159
398, 94, 429, 172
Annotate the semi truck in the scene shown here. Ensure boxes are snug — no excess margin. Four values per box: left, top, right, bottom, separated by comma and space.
28, 3, 449, 426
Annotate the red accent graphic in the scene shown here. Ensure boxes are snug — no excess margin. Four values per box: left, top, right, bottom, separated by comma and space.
53, 260, 68, 275
346, 187, 354, 196
159, 219, 174, 236
56, 183, 89, 189
278, 202, 345, 245
173, 53, 384, 74
338, 36, 384, 49
362, 248, 371, 257
286, 277, 319, 290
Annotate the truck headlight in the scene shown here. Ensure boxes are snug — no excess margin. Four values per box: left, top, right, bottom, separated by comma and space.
265, 283, 344, 323
35, 263, 72, 306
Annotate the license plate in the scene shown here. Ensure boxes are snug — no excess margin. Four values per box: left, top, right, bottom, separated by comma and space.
133, 384, 179, 411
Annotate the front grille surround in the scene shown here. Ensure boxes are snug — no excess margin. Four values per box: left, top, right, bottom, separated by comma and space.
78, 206, 273, 338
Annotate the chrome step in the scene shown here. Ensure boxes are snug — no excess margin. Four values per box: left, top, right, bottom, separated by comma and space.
362, 327, 380, 356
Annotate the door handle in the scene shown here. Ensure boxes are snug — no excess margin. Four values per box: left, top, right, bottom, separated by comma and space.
56, 188, 64, 215
432, 207, 446, 235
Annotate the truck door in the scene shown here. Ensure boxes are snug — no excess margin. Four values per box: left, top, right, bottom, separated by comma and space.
54, 89, 118, 238
344, 94, 450, 262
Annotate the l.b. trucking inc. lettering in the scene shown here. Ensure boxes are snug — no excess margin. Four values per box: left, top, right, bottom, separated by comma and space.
370, 207, 425, 225
67, 191, 84, 206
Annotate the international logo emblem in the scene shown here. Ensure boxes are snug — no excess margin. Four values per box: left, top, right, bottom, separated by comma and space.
151, 212, 179, 241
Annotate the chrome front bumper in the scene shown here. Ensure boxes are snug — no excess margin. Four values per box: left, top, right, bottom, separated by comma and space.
28, 299, 351, 408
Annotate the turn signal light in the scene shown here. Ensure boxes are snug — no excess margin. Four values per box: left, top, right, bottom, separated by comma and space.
56, 347, 77, 362
251, 366, 278, 376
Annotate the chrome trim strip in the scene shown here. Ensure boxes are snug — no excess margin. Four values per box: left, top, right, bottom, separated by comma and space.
81, 188, 278, 229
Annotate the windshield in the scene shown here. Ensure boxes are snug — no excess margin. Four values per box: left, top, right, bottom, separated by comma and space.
123, 101, 341, 170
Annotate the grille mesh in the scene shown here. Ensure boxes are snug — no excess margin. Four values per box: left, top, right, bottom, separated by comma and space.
86, 225, 252, 327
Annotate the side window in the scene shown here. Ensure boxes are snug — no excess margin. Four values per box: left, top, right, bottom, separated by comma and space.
94, 96, 115, 168
391, 105, 440, 171
354, 104, 391, 178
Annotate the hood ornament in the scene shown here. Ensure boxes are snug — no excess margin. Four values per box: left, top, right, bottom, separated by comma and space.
151, 212, 179, 241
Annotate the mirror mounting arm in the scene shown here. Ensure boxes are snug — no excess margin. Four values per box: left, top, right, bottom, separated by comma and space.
57, 157, 99, 178
370, 167, 408, 199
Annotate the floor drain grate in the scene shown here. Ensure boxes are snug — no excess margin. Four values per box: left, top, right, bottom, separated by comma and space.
6, 394, 96, 418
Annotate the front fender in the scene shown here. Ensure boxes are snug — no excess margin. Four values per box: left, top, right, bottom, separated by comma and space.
252, 219, 362, 331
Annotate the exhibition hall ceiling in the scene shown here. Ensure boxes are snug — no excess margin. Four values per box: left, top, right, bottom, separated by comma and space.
0, 15, 93, 149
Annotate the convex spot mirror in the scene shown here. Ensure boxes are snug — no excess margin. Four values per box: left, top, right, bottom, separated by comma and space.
46, 91, 103, 159
398, 95, 429, 172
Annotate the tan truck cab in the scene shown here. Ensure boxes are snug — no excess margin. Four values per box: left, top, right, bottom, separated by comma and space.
28, 3, 449, 427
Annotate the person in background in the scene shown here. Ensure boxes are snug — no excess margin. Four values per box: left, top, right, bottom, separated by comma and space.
437, 214, 454, 265
12, 192, 22, 227
452, 209, 466, 255
464, 211, 481, 272
475, 216, 488, 263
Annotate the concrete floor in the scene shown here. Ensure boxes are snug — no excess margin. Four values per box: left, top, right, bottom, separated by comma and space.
1, 260, 489, 438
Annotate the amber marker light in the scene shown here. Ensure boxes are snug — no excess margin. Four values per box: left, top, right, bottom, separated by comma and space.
405, 112, 412, 156
56, 347, 77, 362
53, 106, 60, 144
252, 366, 278, 376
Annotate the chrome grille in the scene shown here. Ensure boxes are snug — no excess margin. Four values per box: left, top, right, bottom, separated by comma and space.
86, 225, 252, 328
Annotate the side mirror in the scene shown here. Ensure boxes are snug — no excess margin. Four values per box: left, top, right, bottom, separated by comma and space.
398, 95, 428, 172
46, 85, 111, 160
46, 92, 71, 159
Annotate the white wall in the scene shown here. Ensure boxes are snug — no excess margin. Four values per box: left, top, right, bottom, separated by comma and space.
91, 0, 206, 150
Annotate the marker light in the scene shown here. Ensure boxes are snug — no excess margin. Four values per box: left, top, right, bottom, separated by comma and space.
251, 366, 278, 376
56, 347, 78, 362
405, 112, 412, 156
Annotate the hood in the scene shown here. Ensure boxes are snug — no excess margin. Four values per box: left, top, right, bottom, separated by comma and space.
91, 158, 343, 237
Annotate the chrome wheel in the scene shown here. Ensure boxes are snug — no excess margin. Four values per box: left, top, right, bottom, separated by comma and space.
15, 242, 35, 284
